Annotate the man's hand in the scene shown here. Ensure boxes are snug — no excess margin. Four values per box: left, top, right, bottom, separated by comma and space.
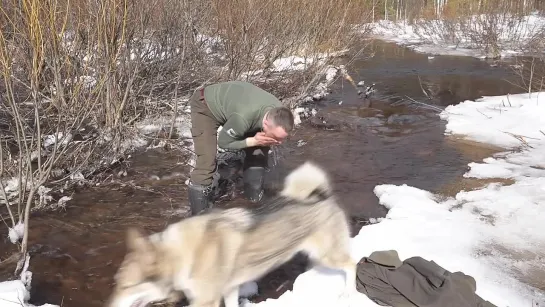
247, 132, 279, 147
255, 132, 280, 145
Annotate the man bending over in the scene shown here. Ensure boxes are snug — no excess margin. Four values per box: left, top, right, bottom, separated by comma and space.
188, 81, 295, 215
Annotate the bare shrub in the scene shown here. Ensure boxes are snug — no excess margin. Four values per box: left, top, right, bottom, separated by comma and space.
403, 0, 545, 57
510, 56, 545, 95
458, 1, 535, 57
212, 0, 373, 82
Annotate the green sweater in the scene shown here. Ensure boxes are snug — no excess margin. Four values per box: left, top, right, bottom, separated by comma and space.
203, 81, 282, 150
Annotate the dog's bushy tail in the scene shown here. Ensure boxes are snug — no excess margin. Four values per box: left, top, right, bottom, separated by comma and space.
280, 161, 332, 202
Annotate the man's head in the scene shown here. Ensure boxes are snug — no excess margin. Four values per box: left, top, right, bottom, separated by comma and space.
262, 107, 294, 143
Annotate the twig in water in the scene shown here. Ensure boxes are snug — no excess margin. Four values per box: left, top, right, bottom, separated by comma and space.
540, 130, 545, 137
404, 96, 445, 113
343, 71, 360, 93
417, 75, 431, 99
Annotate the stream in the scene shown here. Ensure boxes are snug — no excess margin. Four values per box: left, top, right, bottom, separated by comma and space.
0, 40, 531, 307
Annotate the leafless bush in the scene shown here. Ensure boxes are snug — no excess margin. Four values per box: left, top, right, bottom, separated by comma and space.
510, 55, 545, 95
459, 3, 537, 57
411, 18, 463, 47
405, 0, 545, 57
214, 0, 374, 82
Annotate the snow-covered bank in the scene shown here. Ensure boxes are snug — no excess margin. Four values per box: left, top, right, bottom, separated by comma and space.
248, 92, 545, 307
0, 279, 58, 307
240, 49, 348, 79
0, 256, 59, 307
370, 13, 545, 58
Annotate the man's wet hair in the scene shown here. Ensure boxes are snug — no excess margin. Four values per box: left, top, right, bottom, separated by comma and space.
267, 107, 295, 132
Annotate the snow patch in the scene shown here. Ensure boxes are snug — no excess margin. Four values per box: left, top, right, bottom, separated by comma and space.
0, 256, 59, 307
292, 107, 317, 127
241, 50, 348, 79
7, 222, 25, 244
43, 132, 73, 149
440, 92, 545, 149
57, 195, 72, 207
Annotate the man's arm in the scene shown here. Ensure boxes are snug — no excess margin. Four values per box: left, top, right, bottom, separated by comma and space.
217, 113, 254, 150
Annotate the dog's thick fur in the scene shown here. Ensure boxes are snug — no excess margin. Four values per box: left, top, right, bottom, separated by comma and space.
106, 161, 356, 307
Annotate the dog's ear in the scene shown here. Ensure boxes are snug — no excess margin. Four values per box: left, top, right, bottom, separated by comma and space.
126, 227, 149, 252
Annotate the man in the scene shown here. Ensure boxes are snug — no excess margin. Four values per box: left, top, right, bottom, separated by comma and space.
188, 80, 295, 215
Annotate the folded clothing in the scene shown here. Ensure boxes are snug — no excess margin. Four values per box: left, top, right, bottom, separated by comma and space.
356, 250, 497, 307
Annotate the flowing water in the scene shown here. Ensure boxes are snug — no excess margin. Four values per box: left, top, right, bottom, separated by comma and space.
0, 40, 531, 306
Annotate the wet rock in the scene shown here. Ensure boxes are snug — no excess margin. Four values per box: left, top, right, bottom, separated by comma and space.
309, 111, 384, 131
386, 114, 427, 125
296, 140, 307, 147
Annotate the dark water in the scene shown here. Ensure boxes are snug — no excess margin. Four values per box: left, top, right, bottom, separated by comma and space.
337, 39, 524, 107
0, 40, 529, 307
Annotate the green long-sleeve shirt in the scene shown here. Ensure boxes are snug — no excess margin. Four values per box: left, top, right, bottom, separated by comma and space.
203, 81, 282, 150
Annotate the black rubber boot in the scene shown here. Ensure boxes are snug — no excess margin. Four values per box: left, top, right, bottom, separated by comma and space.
188, 183, 213, 215
243, 166, 265, 203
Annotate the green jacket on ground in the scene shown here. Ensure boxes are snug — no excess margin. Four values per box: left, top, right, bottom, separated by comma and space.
203, 81, 283, 150
356, 250, 497, 307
